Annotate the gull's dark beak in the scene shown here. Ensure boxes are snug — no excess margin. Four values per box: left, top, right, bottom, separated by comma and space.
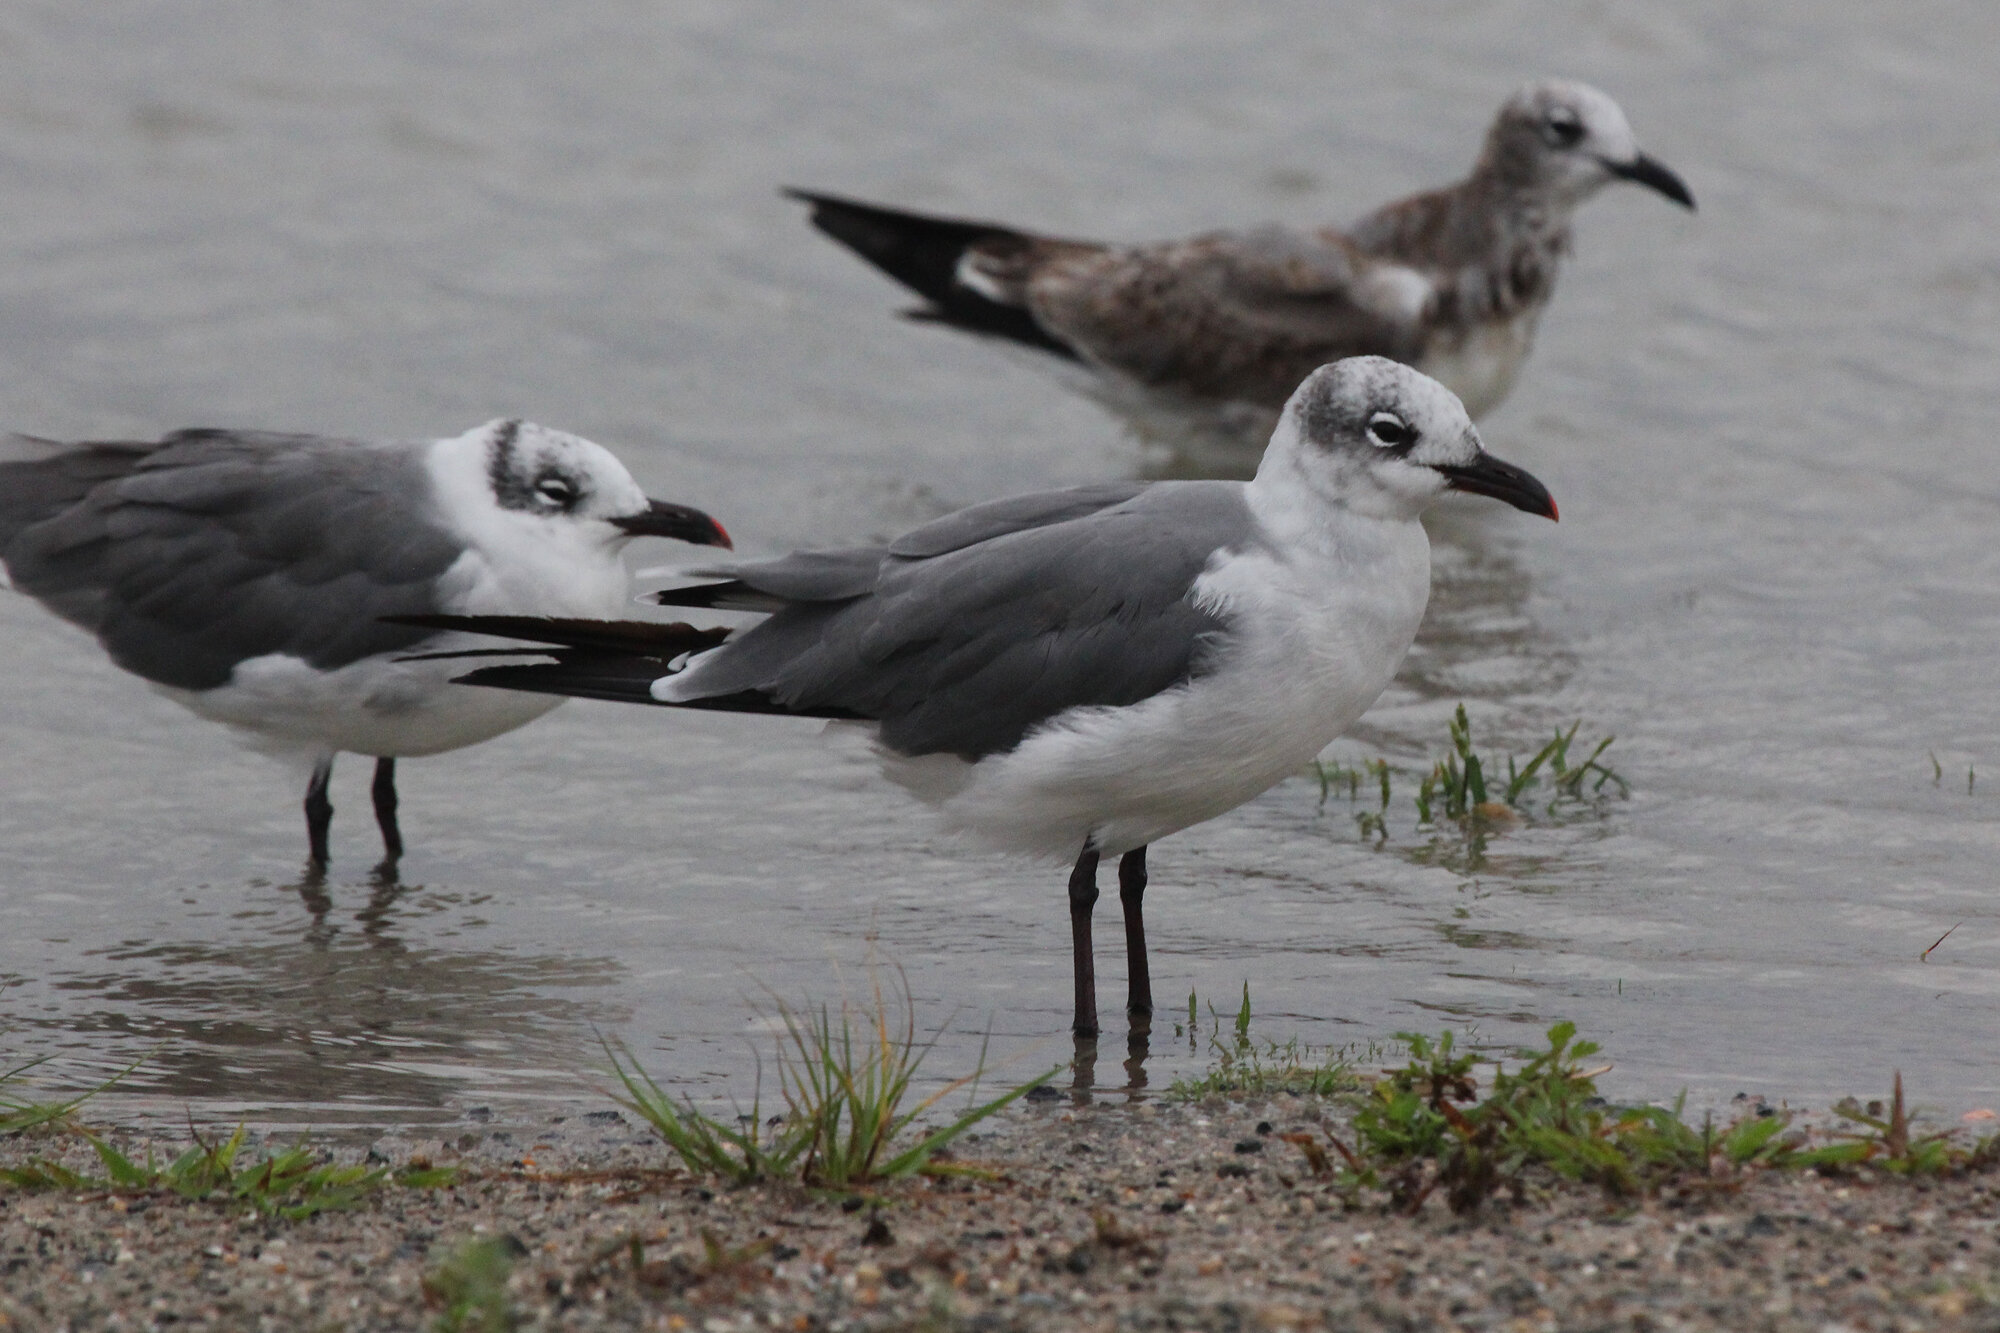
1436, 452, 1559, 521
611, 499, 733, 548
1607, 152, 1695, 211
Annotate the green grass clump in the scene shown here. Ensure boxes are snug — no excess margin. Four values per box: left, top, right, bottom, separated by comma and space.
0, 1051, 146, 1136
1415, 705, 1627, 824
423, 1235, 525, 1333
607, 975, 1054, 1190
1167, 984, 1371, 1099
1311, 705, 1626, 840
605, 1049, 802, 1184
0, 1056, 87, 1135
1, 1123, 454, 1220
1311, 758, 1393, 842
1278, 1023, 1989, 1214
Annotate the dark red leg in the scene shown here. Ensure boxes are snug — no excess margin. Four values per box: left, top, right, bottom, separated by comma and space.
304, 757, 335, 866
1118, 846, 1152, 1018
1068, 844, 1101, 1038
371, 757, 403, 862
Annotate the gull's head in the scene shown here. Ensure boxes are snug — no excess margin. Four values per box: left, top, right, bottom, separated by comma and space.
1262, 358, 1557, 523
479, 419, 730, 549
1483, 79, 1694, 212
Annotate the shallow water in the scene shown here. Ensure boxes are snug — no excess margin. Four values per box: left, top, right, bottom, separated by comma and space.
4, 1, 2000, 1128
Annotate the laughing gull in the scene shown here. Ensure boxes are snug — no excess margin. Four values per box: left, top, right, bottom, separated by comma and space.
0, 418, 731, 866
415, 359, 1557, 1036
790, 79, 1693, 442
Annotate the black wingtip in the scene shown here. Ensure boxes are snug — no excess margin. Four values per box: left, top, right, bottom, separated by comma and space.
382, 613, 731, 657
453, 658, 671, 705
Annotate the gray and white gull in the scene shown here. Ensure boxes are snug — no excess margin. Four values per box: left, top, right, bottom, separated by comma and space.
0, 418, 731, 866
790, 79, 1693, 442
420, 359, 1556, 1036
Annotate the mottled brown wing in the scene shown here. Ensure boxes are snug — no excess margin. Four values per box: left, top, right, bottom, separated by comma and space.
1023, 226, 1433, 408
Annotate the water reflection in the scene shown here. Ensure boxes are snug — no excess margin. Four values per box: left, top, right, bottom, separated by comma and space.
1124, 1018, 1153, 1094
1062, 1016, 1160, 1103
7, 873, 627, 1120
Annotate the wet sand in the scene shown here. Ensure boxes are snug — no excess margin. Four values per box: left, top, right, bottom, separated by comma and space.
5, 1095, 1997, 1332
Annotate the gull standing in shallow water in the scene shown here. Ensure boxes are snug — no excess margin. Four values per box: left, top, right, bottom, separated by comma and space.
418, 359, 1557, 1037
789, 79, 1693, 444
0, 419, 731, 867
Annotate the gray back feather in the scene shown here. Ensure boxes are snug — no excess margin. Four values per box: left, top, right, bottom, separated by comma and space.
0, 429, 462, 690
682, 482, 1254, 759
665, 484, 1147, 613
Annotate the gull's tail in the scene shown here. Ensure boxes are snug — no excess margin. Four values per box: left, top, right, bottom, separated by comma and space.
385, 614, 730, 707
387, 613, 864, 722
784, 187, 1082, 359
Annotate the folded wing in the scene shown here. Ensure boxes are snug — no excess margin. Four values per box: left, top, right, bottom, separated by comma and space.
1, 430, 462, 690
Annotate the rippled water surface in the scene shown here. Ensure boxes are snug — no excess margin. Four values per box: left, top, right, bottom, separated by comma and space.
4, 1, 2000, 1126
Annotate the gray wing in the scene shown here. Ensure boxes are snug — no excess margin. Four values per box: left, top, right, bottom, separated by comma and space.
1024, 225, 1431, 407
0, 429, 463, 691
679, 482, 1255, 759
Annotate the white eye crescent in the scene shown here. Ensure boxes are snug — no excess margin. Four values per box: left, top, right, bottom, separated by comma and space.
1367, 412, 1414, 449
536, 476, 576, 504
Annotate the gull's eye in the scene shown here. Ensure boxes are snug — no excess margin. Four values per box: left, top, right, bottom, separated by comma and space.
534, 474, 577, 507
1543, 109, 1585, 148
1366, 412, 1414, 449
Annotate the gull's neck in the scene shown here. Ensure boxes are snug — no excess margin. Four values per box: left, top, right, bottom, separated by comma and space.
1245, 450, 1426, 572
1340, 168, 1573, 326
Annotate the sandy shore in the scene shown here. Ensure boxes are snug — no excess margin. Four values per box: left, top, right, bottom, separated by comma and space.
4, 1093, 1998, 1332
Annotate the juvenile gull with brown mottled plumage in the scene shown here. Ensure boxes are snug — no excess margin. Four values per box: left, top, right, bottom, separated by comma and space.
789, 79, 1693, 445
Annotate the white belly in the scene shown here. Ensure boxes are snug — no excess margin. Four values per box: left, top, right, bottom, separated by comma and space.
1417, 312, 1540, 420
166, 636, 561, 761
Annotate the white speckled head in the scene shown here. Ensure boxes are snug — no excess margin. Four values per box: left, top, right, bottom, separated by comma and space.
1257, 357, 1477, 519
1483, 79, 1694, 212
425, 418, 729, 614
1257, 358, 1556, 523
478, 419, 651, 529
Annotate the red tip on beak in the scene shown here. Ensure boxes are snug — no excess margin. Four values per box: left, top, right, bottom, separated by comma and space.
612, 499, 735, 548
